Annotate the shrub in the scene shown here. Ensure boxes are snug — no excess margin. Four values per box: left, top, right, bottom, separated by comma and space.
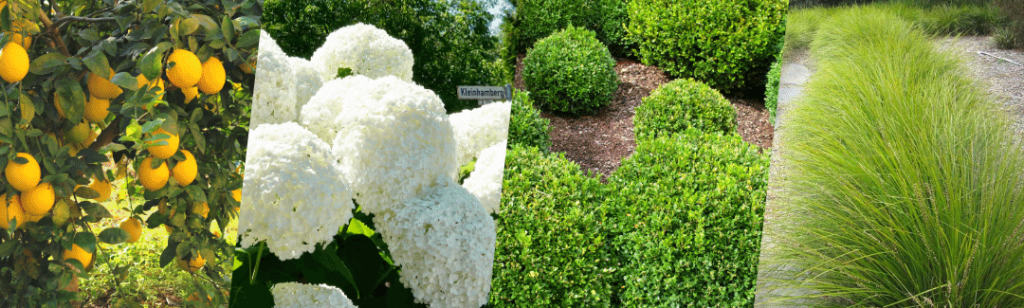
504, 0, 633, 60
489, 145, 617, 307
606, 130, 769, 307
994, 0, 1024, 49
507, 90, 552, 151
633, 79, 737, 140
626, 0, 787, 94
765, 8, 1024, 307
764, 58, 782, 126
523, 25, 619, 115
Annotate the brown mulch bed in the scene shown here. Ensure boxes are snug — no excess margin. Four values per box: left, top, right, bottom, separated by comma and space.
515, 54, 775, 178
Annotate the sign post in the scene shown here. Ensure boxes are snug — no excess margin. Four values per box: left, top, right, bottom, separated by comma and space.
457, 84, 513, 105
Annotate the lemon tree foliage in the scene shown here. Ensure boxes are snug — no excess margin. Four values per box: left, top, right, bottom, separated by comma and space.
0, 0, 259, 306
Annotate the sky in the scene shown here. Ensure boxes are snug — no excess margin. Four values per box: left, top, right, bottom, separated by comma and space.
484, 0, 512, 36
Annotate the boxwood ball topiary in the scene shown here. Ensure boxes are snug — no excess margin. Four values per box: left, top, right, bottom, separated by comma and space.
634, 78, 737, 140
626, 0, 787, 94
523, 25, 619, 115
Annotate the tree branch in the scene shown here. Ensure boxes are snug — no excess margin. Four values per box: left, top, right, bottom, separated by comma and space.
89, 114, 124, 152
53, 16, 118, 30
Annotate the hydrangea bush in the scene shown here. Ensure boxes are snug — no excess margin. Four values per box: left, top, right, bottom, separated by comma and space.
232, 23, 509, 307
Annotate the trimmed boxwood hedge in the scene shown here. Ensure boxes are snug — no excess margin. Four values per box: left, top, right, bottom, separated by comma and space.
765, 58, 782, 126
633, 78, 737, 140
626, 0, 787, 94
507, 90, 552, 151
489, 145, 618, 307
523, 25, 619, 115
607, 130, 769, 307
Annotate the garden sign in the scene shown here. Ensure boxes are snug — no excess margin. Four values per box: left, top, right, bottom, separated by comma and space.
458, 84, 513, 105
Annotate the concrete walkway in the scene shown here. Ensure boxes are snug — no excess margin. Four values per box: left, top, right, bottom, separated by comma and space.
753, 51, 815, 308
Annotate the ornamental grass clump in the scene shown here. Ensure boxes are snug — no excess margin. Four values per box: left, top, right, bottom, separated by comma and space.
523, 25, 618, 115
236, 23, 509, 307
766, 7, 1024, 307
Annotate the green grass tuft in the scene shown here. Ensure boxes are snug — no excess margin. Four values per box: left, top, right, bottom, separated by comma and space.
767, 6, 1024, 307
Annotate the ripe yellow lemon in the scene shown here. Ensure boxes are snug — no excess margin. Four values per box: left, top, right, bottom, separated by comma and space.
239, 59, 255, 74
6, 152, 41, 192
146, 127, 178, 159
197, 57, 225, 94
231, 189, 241, 203
3, 195, 26, 229
120, 217, 142, 243
138, 156, 169, 191
68, 121, 90, 144
87, 68, 123, 99
53, 93, 66, 118
177, 253, 205, 272
83, 96, 110, 123
136, 74, 165, 100
0, 194, 21, 230
63, 243, 93, 268
79, 128, 98, 148
172, 150, 197, 186
88, 178, 112, 201
21, 182, 55, 215
192, 202, 209, 219
182, 86, 199, 104
9, 19, 41, 48
166, 49, 202, 89
0, 42, 29, 83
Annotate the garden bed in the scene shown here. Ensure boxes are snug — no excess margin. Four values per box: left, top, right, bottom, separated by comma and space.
514, 54, 774, 177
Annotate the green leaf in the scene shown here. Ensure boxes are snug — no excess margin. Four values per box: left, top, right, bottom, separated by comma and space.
159, 241, 179, 268
80, 201, 113, 219
337, 67, 353, 79
189, 123, 205, 154
237, 29, 260, 49
313, 248, 359, 297
138, 43, 172, 80
0, 4, 9, 31
141, 0, 162, 13
74, 186, 100, 199
222, 15, 235, 43
83, 49, 112, 81
98, 227, 130, 244
77, 148, 109, 164
111, 72, 137, 89
55, 77, 87, 124
73, 232, 97, 254
29, 53, 69, 75
0, 239, 18, 258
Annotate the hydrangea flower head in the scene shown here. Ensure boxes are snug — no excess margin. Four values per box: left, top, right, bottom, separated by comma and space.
251, 31, 298, 127
288, 56, 324, 113
328, 76, 458, 215
374, 176, 496, 308
311, 23, 414, 82
238, 122, 354, 260
463, 141, 507, 214
449, 102, 511, 166
271, 282, 356, 308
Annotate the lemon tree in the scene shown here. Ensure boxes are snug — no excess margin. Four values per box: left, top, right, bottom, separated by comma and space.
0, 0, 259, 307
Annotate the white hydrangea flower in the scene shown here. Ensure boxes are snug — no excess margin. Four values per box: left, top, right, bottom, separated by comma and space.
271, 282, 356, 308
329, 76, 458, 215
448, 102, 511, 166
238, 122, 354, 260
463, 141, 507, 214
251, 31, 297, 128
374, 176, 496, 308
288, 56, 324, 113
300, 75, 395, 143
310, 23, 414, 82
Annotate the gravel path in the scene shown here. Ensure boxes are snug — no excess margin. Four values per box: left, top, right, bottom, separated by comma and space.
937, 36, 1024, 133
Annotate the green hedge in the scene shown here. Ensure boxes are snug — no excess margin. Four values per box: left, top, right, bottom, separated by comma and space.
489, 145, 617, 307
633, 79, 737, 140
764, 58, 782, 126
501, 0, 633, 75
606, 130, 768, 307
507, 90, 552, 151
523, 25, 619, 115
626, 0, 787, 94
